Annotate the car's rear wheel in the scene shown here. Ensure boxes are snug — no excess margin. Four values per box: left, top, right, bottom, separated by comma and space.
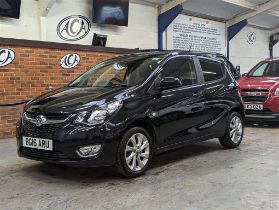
219, 112, 244, 149
115, 127, 153, 178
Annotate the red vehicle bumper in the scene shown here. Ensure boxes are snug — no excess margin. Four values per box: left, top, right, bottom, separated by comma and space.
241, 92, 279, 121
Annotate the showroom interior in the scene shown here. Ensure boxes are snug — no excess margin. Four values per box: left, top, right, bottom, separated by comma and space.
1, 0, 279, 209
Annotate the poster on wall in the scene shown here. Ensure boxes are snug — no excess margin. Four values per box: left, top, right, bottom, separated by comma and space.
167, 15, 226, 55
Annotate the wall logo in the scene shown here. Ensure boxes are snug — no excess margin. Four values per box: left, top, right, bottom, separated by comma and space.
60, 54, 80, 69
0, 49, 15, 67
57, 15, 91, 41
247, 32, 256, 44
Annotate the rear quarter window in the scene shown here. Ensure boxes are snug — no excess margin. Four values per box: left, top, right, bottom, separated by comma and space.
199, 59, 224, 82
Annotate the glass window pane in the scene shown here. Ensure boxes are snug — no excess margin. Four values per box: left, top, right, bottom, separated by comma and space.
249, 62, 269, 77
200, 59, 223, 82
161, 57, 198, 86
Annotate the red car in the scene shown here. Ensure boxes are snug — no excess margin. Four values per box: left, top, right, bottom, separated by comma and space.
238, 58, 279, 121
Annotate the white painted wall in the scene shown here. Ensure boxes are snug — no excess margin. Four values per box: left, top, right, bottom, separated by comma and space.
230, 26, 270, 73
0, 0, 158, 49
45, 0, 158, 49
0, 0, 274, 68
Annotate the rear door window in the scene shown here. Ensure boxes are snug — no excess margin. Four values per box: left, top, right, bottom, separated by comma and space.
199, 59, 224, 82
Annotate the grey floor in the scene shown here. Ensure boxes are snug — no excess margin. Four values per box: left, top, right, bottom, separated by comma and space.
0, 124, 279, 210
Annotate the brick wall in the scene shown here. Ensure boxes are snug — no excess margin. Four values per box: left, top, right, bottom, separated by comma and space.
0, 43, 129, 139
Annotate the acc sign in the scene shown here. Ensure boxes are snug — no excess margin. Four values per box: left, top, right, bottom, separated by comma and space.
60, 54, 80, 69
0, 49, 15, 67
57, 15, 91, 41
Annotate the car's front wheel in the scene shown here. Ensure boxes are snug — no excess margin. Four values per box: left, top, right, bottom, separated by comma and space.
219, 112, 244, 149
116, 127, 153, 178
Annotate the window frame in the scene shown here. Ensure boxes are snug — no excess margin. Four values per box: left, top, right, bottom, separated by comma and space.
154, 55, 203, 91
220, 57, 237, 76
197, 57, 226, 84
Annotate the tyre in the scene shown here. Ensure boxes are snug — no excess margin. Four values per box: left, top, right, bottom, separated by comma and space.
219, 112, 244, 149
115, 127, 153, 178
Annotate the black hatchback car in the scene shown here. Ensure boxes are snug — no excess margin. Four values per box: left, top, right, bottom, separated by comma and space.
17, 51, 245, 177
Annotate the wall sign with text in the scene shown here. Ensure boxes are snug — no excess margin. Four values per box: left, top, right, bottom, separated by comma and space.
60, 54, 80, 69
0, 49, 15, 67
57, 15, 91, 41
167, 15, 226, 55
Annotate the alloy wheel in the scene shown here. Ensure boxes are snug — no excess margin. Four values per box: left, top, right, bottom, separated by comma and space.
125, 133, 150, 172
229, 116, 243, 143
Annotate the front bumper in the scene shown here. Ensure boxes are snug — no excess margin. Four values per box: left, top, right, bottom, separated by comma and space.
242, 95, 279, 121
16, 121, 121, 167
245, 113, 279, 121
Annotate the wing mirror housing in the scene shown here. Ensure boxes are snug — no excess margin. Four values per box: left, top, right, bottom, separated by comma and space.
234, 65, 241, 80
158, 77, 182, 91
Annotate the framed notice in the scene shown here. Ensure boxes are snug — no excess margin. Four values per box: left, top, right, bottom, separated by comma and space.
167, 15, 226, 55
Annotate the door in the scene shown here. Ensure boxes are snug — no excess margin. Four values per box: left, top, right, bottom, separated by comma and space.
197, 57, 231, 136
148, 56, 209, 148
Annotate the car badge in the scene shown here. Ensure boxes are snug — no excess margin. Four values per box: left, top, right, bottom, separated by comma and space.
35, 115, 47, 127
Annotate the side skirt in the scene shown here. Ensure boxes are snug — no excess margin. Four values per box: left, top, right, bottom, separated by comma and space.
155, 133, 222, 154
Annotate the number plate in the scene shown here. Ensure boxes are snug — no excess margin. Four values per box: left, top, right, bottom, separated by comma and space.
244, 104, 263, 110
22, 137, 53, 151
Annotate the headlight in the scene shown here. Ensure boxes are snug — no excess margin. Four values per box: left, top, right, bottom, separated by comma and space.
275, 88, 279, 96
74, 100, 122, 126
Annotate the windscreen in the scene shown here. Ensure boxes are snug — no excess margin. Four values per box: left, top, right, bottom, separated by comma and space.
248, 61, 279, 77
69, 54, 166, 88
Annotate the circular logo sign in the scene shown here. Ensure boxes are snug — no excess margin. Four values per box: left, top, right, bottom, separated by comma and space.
57, 15, 91, 41
0, 49, 15, 67
60, 54, 80, 69
247, 32, 256, 44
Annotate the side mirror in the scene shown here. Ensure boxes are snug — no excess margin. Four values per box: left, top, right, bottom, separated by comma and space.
235, 65, 241, 75
158, 77, 182, 90
233, 65, 241, 80
242, 73, 247, 77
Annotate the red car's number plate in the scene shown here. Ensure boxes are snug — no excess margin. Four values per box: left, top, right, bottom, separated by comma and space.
244, 104, 263, 110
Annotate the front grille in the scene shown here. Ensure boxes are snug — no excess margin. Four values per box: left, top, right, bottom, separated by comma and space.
23, 120, 66, 139
22, 112, 70, 139
245, 108, 273, 115
242, 89, 269, 92
20, 147, 69, 161
25, 112, 69, 121
242, 96, 268, 102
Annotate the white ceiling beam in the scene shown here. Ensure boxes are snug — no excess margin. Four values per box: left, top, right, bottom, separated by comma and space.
267, 9, 279, 17
130, 0, 159, 7
223, 0, 279, 17
40, 0, 56, 17
227, 0, 279, 26
161, 0, 189, 14
223, 0, 257, 10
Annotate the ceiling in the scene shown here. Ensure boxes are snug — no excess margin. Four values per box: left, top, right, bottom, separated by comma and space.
138, 0, 279, 30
